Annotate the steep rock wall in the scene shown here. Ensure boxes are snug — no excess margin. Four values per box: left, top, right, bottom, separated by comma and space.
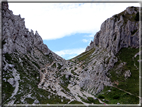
2, 2, 68, 104
2, 2, 50, 55
78, 6, 140, 95
86, 6, 139, 54
2, 1, 140, 105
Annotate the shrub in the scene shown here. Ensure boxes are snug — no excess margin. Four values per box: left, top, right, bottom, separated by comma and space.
135, 12, 139, 21
5, 53, 12, 61
87, 97, 94, 102
98, 94, 105, 99
51, 63, 56, 68
113, 95, 120, 99
57, 63, 62, 69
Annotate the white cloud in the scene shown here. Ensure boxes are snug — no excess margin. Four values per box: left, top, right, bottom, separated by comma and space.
8, 3, 140, 40
84, 34, 94, 38
88, 35, 94, 38
82, 39, 89, 43
55, 48, 85, 58
82, 38, 93, 44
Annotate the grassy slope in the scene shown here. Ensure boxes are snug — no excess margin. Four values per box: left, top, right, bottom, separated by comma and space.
3, 44, 139, 105
70, 48, 95, 67
2, 51, 70, 104
110, 47, 139, 96
95, 47, 139, 104
93, 7, 140, 104
96, 86, 139, 104
69, 46, 140, 104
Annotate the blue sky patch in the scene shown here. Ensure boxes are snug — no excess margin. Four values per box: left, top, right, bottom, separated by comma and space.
43, 33, 95, 59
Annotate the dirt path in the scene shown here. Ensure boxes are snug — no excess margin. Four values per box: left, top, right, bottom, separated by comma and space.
112, 86, 141, 100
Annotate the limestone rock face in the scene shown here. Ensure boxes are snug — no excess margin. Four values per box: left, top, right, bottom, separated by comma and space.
2, 2, 140, 104
76, 6, 140, 95
2, 2, 67, 104
2, 2, 50, 55
86, 6, 139, 54
86, 40, 94, 51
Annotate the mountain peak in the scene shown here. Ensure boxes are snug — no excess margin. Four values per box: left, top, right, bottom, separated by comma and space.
86, 6, 139, 55
2, 3, 140, 105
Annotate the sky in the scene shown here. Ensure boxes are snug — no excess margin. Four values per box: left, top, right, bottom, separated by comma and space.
8, 2, 140, 60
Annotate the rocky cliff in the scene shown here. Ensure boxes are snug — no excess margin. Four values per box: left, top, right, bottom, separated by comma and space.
2, 1, 141, 106
2, 1, 69, 105
86, 6, 139, 53
79, 6, 140, 94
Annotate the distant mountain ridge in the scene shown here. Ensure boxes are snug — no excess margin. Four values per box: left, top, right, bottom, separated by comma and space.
2, 1, 141, 106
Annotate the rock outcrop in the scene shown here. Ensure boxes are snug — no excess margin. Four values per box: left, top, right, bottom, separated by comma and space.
2, 1, 68, 105
2, 2, 50, 55
2, 1, 140, 105
76, 6, 140, 95
86, 6, 139, 55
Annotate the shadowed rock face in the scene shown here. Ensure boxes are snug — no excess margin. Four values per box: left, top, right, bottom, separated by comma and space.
2, 1, 140, 105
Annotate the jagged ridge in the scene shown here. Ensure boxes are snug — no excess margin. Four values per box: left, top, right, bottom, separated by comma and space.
2, 1, 141, 105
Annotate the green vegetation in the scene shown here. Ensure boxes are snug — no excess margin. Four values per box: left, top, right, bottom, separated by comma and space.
33, 88, 70, 104
106, 57, 111, 64
57, 63, 62, 69
51, 63, 56, 68
25, 98, 34, 104
112, 6, 140, 24
45, 53, 53, 63
31, 60, 40, 69
87, 97, 100, 104
3, 46, 139, 104
109, 47, 139, 96
78, 95, 101, 104
96, 86, 139, 104
2, 8, 140, 104
101, 47, 140, 104
55, 70, 62, 78
70, 48, 95, 67
98, 94, 105, 99
135, 12, 139, 21
71, 48, 95, 62
2, 52, 71, 104
131, 29, 138, 35
36, 48, 54, 64
71, 70, 78, 76
60, 75, 70, 92
4, 53, 12, 61
69, 100, 83, 104
2, 81, 15, 102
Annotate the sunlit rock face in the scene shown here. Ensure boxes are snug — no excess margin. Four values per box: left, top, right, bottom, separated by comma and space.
2, 1, 67, 104
86, 6, 139, 54
80, 6, 139, 94
2, 1, 140, 105
2, 2, 51, 55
